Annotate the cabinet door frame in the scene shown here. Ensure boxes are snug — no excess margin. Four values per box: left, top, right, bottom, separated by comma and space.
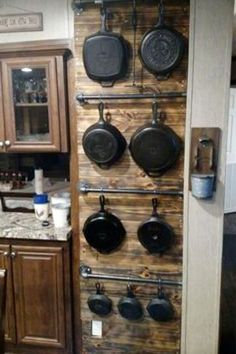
1, 56, 61, 152
0, 244, 16, 344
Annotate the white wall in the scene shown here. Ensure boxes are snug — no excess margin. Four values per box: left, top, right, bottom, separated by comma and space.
182, 0, 234, 353
233, 1, 236, 55
225, 88, 236, 213
0, 0, 73, 42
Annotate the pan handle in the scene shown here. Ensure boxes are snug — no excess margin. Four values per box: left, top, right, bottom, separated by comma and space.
99, 195, 106, 212
152, 198, 158, 215
96, 282, 102, 294
98, 102, 106, 124
152, 101, 160, 125
156, 0, 165, 27
100, 6, 107, 32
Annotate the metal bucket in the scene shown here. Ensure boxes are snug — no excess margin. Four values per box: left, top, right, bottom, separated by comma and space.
191, 173, 215, 199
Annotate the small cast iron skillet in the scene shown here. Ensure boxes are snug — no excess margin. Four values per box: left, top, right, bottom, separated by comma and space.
82, 102, 127, 169
129, 102, 181, 177
138, 198, 174, 254
88, 282, 112, 316
83, 195, 126, 254
83, 7, 129, 87
139, 0, 185, 77
118, 285, 143, 321
147, 287, 174, 321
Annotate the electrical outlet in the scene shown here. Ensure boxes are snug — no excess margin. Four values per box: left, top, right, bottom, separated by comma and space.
92, 320, 102, 337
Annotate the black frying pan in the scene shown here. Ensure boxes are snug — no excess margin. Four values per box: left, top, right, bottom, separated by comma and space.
138, 198, 174, 254
129, 102, 181, 177
139, 0, 185, 77
82, 102, 126, 169
118, 285, 143, 321
83, 7, 129, 87
83, 195, 126, 254
88, 283, 112, 316
147, 287, 174, 321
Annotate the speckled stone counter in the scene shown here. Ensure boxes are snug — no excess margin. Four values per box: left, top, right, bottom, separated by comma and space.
0, 212, 71, 241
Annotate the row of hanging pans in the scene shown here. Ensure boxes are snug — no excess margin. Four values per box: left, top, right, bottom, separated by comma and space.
82, 0, 186, 86
88, 283, 174, 322
83, 101, 181, 176
83, 195, 174, 254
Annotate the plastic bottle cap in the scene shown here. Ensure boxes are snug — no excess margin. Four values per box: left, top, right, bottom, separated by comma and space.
33, 194, 48, 204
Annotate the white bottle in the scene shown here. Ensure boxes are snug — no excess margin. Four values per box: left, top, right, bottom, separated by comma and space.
34, 169, 43, 194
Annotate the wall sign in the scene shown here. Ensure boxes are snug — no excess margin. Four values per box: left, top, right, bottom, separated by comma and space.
0, 13, 43, 33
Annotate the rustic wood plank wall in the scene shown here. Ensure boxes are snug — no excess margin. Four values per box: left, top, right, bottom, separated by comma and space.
74, 1, 189, 352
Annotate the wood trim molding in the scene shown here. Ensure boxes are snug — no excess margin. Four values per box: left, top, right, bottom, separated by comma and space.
0, 39, 73, 58
181, 1, 234, 353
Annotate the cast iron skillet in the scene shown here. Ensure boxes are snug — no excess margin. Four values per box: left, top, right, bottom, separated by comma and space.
118, 285, 143, 321
147, 287, 174, 321
138, 198, 174, 254
139, 0, 185, 78
83, 7, 129, 87
88, 282, 112, 316
82, 102, 127, 169
129, 101, 181, 177
83, 195, 126, 254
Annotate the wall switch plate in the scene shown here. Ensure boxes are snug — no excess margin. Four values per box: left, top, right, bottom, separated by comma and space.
92, 320, 102, 337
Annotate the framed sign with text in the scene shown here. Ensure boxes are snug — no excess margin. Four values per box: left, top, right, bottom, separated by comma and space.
0, 13, 43, 33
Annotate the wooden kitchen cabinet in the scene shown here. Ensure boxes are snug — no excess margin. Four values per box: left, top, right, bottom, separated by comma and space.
0, 40, 71, 153
0, 245, 16, 344
0, 240, 73, 354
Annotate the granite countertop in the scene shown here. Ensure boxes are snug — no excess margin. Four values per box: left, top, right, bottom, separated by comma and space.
0, 212, 71, 242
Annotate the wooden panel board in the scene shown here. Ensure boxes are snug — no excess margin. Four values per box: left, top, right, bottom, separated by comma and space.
74, 1, 189, 352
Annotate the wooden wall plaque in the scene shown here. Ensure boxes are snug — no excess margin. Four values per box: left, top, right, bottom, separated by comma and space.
0, 13, 43, 33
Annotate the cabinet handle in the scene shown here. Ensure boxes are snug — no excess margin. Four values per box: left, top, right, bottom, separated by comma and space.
0, 141, 4, 148
3, 251, 9, 257
5, 140, 11, 147
10, 252, 16, 258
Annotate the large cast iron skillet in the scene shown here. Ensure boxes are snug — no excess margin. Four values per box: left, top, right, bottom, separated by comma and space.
129, 102, 181, 177
83, 7, 129, 86
139, 0, 185, 77
82, 102, 126, 169
83, 195, 126, 254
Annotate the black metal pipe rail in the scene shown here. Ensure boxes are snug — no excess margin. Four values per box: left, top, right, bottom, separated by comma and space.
76, 92, 187, 105
73, 0, 149, 13
80, 265, 182, 287
78, 182, 184, 197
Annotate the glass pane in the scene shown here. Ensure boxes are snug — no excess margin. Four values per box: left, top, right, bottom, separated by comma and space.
12, 67, 49, 142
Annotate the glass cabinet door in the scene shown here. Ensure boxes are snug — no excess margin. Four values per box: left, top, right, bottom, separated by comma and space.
13, 67, 49, 142
1, 57, 61, 152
